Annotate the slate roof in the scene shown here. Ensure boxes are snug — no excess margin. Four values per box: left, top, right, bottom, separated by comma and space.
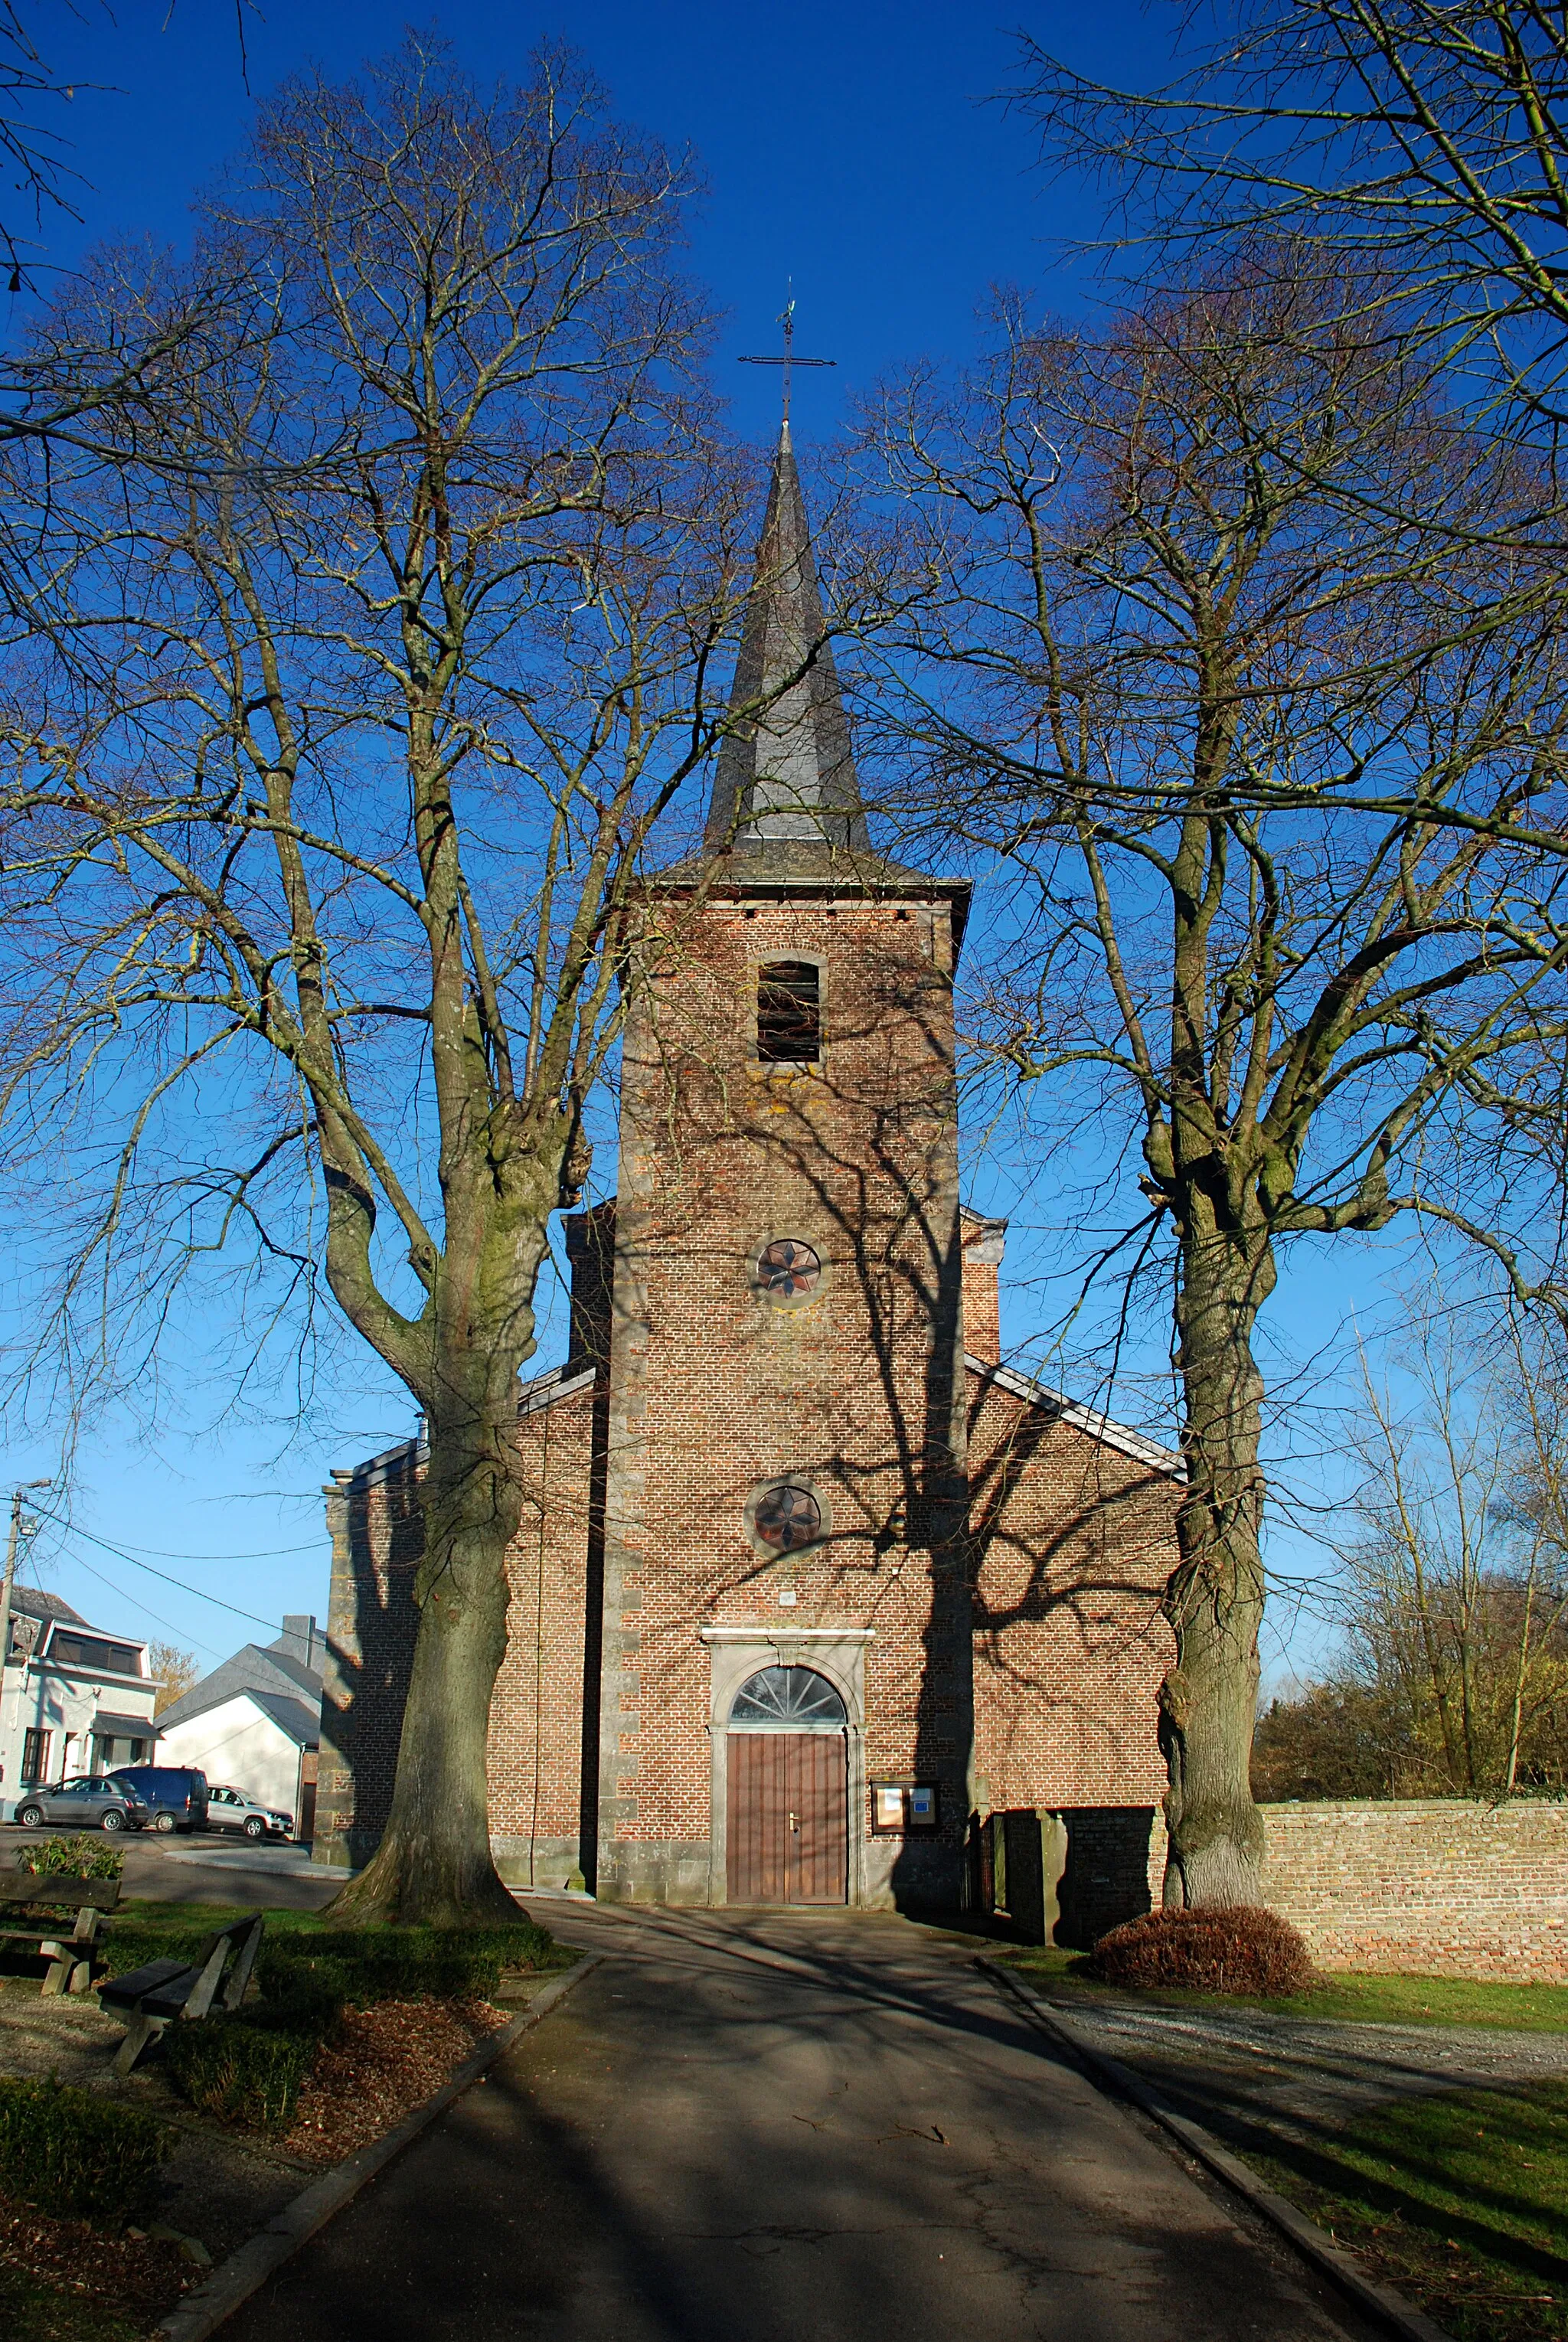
641, 423, 971, 945
155, 1634, 322, 1738
704, 420, 871, 857
245, 1690, 320, 1749
11, 1586, 87, 1625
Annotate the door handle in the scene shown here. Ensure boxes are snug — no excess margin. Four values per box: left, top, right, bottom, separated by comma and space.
789, 1811, 800, 1833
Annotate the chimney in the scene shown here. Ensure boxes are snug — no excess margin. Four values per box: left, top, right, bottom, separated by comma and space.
279, 1613, 322, 1674
961, 1211, 1008, 1362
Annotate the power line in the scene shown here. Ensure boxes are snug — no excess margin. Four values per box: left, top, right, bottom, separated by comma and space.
58, 1550, 226, 1662
75, 1528, 322, 1562
31, 1511, 289, 1632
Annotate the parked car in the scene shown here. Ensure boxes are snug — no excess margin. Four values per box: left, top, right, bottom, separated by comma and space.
106, 1764, 208, 1834
205, 1783, 292, 1841
12, 1774, 149, 1832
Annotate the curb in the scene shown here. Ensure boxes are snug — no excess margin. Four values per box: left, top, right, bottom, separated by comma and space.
978, 1958, 1456, 2342
155, 1950, 603, 2342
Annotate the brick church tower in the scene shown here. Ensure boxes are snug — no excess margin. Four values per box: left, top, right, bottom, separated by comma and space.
315, 427, 1181, 1918
595, 417, 976, 1905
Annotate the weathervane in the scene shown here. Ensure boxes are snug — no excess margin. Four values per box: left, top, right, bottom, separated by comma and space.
739, 286, 835, 425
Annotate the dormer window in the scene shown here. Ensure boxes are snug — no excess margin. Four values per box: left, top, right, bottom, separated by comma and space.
757, 961, 821, 1063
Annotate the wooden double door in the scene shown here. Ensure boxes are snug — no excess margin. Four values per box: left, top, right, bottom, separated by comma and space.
727, 1731, 848, 1904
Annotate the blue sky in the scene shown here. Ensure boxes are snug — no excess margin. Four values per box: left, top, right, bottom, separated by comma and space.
0, 2, 1395, 1682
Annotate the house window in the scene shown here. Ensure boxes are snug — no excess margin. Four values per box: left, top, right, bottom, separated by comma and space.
49, 1632, 141, 1676
756, 962, 820, 1063
20, 1728, 50, 1782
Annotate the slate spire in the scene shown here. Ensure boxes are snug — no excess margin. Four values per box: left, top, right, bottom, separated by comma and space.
704, 421, 871, 856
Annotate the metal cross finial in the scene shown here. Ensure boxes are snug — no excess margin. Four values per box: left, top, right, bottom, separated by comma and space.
740, 285, 835, 424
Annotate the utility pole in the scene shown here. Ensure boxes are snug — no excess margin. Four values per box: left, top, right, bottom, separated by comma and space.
0, 1480, 51, 1772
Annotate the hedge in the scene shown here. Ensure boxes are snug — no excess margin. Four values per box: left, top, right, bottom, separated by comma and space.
0, 2078, 170, 2219
162, 2012, 322, 2131
158, 1919, 557, 2131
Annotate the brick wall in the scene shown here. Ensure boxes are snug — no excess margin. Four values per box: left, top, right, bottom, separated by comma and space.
967, 1371, 1174, 1816
312, 1365, 601, 1881
973, 1796, 1568, 1979
599, 886, 975, 1905
1260, 1801, 1568, 1983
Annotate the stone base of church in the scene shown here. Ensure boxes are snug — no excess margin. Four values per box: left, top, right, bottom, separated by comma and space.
861, 1837, 965, 1912
584, 1833, 968, 1912
492, 1835, 587, 1895
596, 1838, 716, 1906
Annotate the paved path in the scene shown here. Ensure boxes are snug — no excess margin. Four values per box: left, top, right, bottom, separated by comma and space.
223, 1903, 1380, 2342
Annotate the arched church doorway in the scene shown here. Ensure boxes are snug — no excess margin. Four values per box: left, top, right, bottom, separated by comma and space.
725, 1665, 848, 1905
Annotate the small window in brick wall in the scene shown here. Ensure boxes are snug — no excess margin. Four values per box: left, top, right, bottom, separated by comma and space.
756, 962, 821, 1063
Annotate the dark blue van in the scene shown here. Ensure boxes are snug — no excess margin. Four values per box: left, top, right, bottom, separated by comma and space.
108, 1765, 209, 1833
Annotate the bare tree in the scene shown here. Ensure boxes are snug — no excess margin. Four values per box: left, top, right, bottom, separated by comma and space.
1014, 2, 1568, 439
1302, 1290, 1568, 1795
0, 41, 794, 1923
864, 268, 1568, 1904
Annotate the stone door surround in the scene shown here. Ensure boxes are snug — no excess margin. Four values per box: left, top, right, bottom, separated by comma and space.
700, 1628, 873, 1907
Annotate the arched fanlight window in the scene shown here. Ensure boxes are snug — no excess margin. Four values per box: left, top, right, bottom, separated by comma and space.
729, 1665, 847, 1732
757, 960, 821, 1063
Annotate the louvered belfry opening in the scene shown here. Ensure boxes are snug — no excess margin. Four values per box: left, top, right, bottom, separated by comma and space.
756, 960, 820, 1062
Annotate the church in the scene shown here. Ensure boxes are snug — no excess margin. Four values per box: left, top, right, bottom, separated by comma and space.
312, 426, 1182, 1918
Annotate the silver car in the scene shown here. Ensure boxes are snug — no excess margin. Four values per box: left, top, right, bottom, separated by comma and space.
204, 1782, 291, 1841
13, 1774, 149, 1832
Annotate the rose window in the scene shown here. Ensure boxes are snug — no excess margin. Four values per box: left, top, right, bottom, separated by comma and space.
756, 1239, 822, 1301
753, 1484, 823, 1552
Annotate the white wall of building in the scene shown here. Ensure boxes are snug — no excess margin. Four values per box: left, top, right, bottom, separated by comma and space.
157, 1694, 303, 1816
0, 1660, 157, 1799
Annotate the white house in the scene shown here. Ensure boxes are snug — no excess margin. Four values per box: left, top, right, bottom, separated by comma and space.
1, 1588, 158, 1796
155, 1615, 322, 1837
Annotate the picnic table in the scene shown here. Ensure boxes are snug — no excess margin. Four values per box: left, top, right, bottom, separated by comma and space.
0, 1873, 121, 1994
100, 1912, 265, 2075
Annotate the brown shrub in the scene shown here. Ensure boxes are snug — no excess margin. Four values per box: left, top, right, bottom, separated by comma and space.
1090, 1904, 1315, 1997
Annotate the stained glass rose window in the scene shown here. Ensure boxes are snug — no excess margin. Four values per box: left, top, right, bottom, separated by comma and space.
753, 1484, 822, 1552
756, 1238, 822, 1301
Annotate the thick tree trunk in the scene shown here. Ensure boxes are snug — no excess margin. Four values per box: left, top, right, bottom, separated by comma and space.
325, 1382, 525, 1927
1160, 1218, 1272, 1909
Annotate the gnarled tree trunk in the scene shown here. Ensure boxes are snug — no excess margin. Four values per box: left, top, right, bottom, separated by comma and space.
1160, 1213, 1273, 1907
328, 1381, 528, 1926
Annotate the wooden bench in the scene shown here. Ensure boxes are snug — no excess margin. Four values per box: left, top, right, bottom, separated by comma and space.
99, 1914, 265, 2076
0, 1876, 122, 1995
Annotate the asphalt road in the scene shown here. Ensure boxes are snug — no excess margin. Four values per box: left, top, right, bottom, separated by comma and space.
0, 1822, 342, 1911
221, 1901, 1382, 2342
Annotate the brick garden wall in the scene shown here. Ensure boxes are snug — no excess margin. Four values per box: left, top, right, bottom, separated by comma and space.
1259, 1801, 1568, 1983
981, 1796, 1568, 1978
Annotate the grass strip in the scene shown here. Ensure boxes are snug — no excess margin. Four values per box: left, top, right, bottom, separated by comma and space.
1001, 1945, 1568, 2033
1242, 2080, 1568, 2342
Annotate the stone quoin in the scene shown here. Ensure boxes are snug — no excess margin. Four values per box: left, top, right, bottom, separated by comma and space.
312, 423, 1183, 1909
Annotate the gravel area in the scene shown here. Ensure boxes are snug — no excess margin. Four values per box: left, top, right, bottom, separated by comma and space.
1034, 1989, 1568, 2143
0, 1978, 124, 2087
